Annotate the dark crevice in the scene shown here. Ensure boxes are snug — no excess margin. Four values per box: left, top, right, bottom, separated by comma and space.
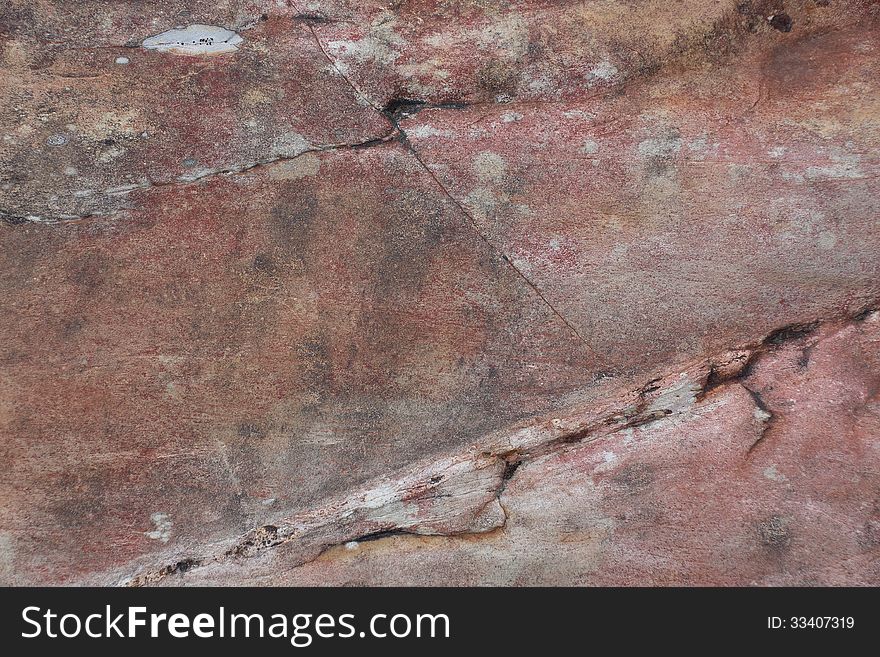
225, 524, 281, 558
349, 135, 396, 150
764, 321, 819, 346
558, 425, 594, 444
165, 558, 202, 576
768, 13, 793, 32
703, 364, 726, 393
701, 351, 759, 398
0, 210, 28, 226
746, 386, 772, 416
501, 457, 522, 481
744, 386, 775, 455
351, 528, 415, 543
384, 98, 426, 119
641, 377, 663, 395
2, 208, 96, 226
383, 98, 470, 122
293, 13, 332, 24
854, 306, 877, 321
797, 344, 814, 370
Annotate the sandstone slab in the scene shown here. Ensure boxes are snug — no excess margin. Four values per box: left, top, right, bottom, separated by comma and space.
1, 0, 878, 585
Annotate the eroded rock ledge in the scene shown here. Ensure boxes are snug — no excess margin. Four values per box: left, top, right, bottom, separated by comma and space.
128, 309, 880, 585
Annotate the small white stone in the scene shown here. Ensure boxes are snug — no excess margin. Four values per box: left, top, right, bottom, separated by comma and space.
142, 24, 243, 56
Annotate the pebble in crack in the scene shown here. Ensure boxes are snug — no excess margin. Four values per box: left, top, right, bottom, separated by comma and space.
142, 25, 243, 56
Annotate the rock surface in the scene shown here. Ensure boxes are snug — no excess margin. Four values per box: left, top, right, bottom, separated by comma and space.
0, 1, 878, 585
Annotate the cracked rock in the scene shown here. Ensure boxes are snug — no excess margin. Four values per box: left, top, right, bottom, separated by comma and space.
1, 0, 879, 586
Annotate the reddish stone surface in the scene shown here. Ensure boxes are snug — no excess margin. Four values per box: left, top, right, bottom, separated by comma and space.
0, 1, 878, 585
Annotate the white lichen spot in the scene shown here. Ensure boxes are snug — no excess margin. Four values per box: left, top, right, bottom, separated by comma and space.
142, 25, 243, 56
395, 61, 450, 95
686, 134, 716, 160
473, 151, 507, 183
406, 124, 452, 139
601, 451, 617, 463
273, 132, 310, 158
510, 256, 533, 275
327, 20, 404, 75
270, 152, 322, 180
512, 202, 533, 217
201, 508, 222, 522
501, 112, 523, 123
581, 138, 599, 155
476, 14, 529, 57
763, 465, 787, 482
81, 109, 141, 141
465, 187, 499, 222
344, 541, 360, 550
527, 75, 553, 94
768, 145, 787, 158
46, 134, 69, 147
562, 109, 596, 120
754, 407, 772, 423
115, 56, 130, 65
97, 144, 126, 163
589, 60, 618, 82
805, 153, 865, 180
817, 231, 837, 250
145, 512, 172, 543
637, 134, 683, 159
687, 135, 707, 151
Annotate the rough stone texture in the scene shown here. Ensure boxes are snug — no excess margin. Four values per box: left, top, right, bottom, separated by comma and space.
0, 1, 878, 585
176, 315, 880, 585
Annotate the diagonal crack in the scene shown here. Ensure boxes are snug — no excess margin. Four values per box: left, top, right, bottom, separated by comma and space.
393, 121, 598, 358
286, 9, 598, 356
293, 1, 390, 123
